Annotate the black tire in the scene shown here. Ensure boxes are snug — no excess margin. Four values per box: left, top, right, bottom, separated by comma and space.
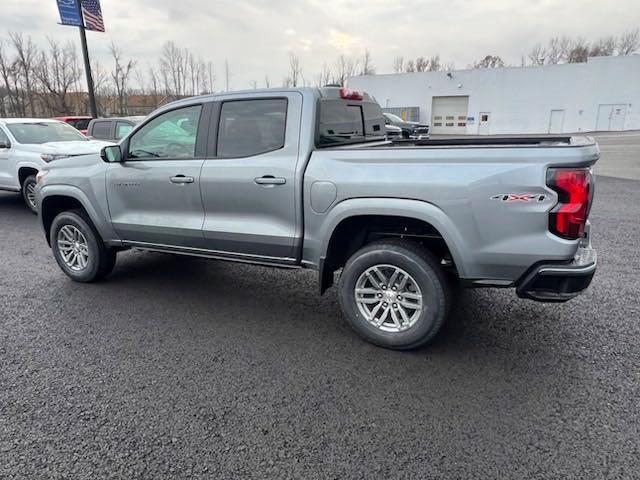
338, 239, 451, 350
50, 210, 117, 282
21, 175, 38, 214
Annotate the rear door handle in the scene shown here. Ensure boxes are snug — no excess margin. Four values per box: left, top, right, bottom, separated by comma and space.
254, 176, 286, 185
170, 175, 194, 184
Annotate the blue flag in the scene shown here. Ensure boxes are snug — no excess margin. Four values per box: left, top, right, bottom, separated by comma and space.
57, 0, 83, 27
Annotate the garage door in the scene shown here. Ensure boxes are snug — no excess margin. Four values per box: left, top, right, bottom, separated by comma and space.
431, 96, 469, 135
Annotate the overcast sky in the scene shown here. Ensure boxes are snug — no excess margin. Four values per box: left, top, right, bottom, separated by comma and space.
1, 0, 639, 90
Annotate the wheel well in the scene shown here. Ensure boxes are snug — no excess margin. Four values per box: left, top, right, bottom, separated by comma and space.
320, 215, 455, 293
18, 167, 38, 187
41, 196, 87, 245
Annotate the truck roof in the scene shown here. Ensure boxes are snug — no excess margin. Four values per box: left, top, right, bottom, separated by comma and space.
0, 118, 64, 124
156, 86, 376, 112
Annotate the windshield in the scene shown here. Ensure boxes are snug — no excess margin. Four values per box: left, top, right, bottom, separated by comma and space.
7, 122, 88, 144
384, 113, 404, 123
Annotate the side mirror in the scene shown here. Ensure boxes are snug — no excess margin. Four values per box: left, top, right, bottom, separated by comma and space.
0, 140, 10, 149
100, 145, 123, 163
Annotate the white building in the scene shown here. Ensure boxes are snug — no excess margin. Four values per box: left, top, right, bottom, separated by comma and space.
348, 55, 640, 135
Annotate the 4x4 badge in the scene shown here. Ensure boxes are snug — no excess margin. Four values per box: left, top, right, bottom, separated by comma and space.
491, 194, 546, 202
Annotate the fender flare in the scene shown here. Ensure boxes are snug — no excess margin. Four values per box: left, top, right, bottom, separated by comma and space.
315, 197, 470, 278
39, 184, 119, 246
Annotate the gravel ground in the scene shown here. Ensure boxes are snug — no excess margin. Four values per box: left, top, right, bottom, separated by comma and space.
1, 148, 639, 478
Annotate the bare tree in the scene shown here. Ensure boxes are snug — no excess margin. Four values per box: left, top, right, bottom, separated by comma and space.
567, 37, 590, 63
315, 63, 332, 87
35, 38, 82, 115
413, 55, 443, 72
415, 56, 428, 72
288, 53, 302, 87
392, 56, 404, 73
428, 56, 444, 71
590, 36, 616, 57
360, 49, 375, 75
264, 75, 270, 88
208, 62, 215, 93
91, 59, 111, 114
9, 32, 37, 116
0, 38, 23, 116
333, 55, 358, 86
473, 55, 505, 69
618, 28, 639, 55
404, 59, 416, 72
147, 65, 161, 108
109, 42, 136, 114
527, 44, 547, 66
546, 37, 567, 64
160, 41, 185, 96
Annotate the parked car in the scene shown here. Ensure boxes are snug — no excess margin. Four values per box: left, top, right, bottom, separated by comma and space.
385, 124, 402, 139
87, 116, 146, 142
36, 87, 598, 350
0, 119, 109, 212
383, 112, 430, 139
53, 116, 93, 136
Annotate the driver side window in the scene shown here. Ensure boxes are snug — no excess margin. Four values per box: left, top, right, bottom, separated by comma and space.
0, 126, 10, 145
128, 105, 202, 160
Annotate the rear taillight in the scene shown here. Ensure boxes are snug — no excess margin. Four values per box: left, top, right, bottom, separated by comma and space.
339, 87, 363, 101
547, 168, 593, 240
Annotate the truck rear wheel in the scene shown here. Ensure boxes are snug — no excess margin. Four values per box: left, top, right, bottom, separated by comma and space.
338, 239, 450, 350
50, 210, 117, 282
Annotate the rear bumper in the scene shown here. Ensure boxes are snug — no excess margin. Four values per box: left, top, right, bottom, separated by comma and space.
516, 245, 597, 302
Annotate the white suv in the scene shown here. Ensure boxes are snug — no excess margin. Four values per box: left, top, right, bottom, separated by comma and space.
0, 119, 109, 212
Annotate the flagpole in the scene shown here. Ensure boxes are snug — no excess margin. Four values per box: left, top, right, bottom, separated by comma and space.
76, 0, 98, 118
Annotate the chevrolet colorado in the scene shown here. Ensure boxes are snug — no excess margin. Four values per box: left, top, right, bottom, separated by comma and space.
35, 87, 598, 349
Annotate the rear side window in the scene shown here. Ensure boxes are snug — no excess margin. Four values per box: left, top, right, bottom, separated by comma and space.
71, 119, 90, 131
318, 100, 384, 146
217, 99, 287, 158
91, 121, 112, 139
115, 122, 134, 140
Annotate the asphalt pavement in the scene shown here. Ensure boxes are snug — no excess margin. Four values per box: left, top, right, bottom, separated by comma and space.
1, 134, 639, 479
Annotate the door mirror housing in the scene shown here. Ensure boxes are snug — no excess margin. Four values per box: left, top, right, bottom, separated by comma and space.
0, 140, 10, 149
100, 145, 123, 163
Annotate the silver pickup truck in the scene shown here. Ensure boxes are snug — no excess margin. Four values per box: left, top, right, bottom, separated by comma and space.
35, 87, 598, 350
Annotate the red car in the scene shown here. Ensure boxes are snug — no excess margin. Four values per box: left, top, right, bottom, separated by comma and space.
52, 116, 93, 136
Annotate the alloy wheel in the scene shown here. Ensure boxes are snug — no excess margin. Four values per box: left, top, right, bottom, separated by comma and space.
57, 225, 90, 271
354, 264, 424, 333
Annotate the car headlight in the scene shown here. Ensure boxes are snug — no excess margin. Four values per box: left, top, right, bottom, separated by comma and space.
40, 153, 69, 163
36, 169, 49, 184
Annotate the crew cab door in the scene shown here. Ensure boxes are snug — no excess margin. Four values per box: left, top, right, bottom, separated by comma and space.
200, 93, 302, 262
0, 126, 14, 188
106, 103, 209, 248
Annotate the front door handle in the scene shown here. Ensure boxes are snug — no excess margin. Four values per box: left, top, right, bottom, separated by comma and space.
170, 175, 194, 184
254, 176, 286, 186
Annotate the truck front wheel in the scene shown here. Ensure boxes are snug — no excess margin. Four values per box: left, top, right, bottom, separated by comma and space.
21, 175, 38, 213
338, 240, 450, 350
50, 210, 117, 282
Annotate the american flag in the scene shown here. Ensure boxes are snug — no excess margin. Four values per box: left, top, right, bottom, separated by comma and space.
81, 0, 105, 32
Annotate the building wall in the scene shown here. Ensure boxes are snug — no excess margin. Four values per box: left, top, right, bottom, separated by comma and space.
348, 55, 640, 134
